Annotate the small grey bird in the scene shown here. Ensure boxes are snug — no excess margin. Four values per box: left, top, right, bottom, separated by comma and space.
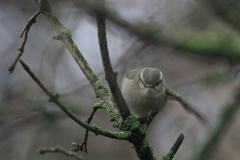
122, 67, 168, 117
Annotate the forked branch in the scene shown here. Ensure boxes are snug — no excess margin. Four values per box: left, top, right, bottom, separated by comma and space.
39, 146, 83, 160
95, 0, 131, 120
34, 0, 121, 120
8, 10, 41, 74
19, 59, 123, 140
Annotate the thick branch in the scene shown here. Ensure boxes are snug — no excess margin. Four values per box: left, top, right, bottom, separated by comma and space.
162, 133, 184, 160
165, 86, 207, 123
34, 0, 120, 119
39, 146, 83, 160
8, 10, 41, 74
95, 0, 131, 120
19, 59, 123, 140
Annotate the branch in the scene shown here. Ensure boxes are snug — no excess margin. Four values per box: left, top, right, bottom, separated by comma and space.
165, 86, 208, 123
145, 108, 158, 126
19, 59, 124, 140
39, 146, 83, 160
71, 0, 240, 61
72, 107, 98, 153
195, 84, 240, 160
8, 10, 41, 74
95, 0, 131, 120
34, 0, 120, 120
71, 0, 167, 45
162, 133, 184, 160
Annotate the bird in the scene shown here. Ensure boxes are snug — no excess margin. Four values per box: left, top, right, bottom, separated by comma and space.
122, 66, 168, 118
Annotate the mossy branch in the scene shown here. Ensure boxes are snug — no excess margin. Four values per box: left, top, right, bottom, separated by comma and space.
19, 59, 125, 140
95, 0, 131, 120
34, 0, 120, 119
162, 133, 184, 160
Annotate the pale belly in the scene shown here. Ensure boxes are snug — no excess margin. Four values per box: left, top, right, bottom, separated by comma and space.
125, 92, 167, 117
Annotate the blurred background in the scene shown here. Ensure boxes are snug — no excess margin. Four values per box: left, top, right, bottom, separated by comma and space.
1, 0, 240, 160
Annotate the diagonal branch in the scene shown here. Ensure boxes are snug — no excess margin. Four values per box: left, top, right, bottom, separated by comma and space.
33, 0, 120, 120
19, 59, 123, 140
8, 10, 41, 74
39, 146, 83, 160
165, 86, 207, 123
145, 108, 158, 126
95, 0, 131, 120
162, 133, 184, 160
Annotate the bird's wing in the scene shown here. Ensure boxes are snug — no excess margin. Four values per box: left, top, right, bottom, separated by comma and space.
126, 66, 145, 80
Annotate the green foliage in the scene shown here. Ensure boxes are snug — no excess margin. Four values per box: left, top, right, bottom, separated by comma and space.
200, 70, 230, 84
177, 35, 240, 60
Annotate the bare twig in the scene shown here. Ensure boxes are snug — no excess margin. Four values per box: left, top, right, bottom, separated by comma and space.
8, 10, 41, 74
162, 133, 184, 160
39, 146, 83, 160
19, 59, 123, 140
165, 86, 207, 123
72, 107, 98, 153
145, 108, 158, 126
95, 0, 131, 120
195, 85, 240, 160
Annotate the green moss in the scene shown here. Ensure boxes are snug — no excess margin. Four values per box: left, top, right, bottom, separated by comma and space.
113, 131, 131, 139
162, 155, 170, 160
93, 101, 116, 121
95, 80, 108, 96
62, 27, 72, 37
139, 124, 148, 135
162, 150, 174, 160
93, 101, 106, 109
106, 106, 117, 121
137, 138, 156, 160
50, 12, 60, 26
142, 139, 153, 153
119, 114, 147, 133
93, 124, 103, 136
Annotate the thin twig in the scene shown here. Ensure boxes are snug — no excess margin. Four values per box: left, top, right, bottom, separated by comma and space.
19, 59, 122, 140
195, 85, 240, 160
145, 108, 158, 126
8, 10, 41, 74
165, 86, 208, 123
72, 107, 98, 153
95, 0, 131, 120
162, 133, 184, 160
39, 146, 83, 160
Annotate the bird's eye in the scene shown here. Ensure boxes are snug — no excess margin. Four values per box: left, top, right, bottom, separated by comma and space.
142, 81, 144, 85
156, 82, 159, 86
